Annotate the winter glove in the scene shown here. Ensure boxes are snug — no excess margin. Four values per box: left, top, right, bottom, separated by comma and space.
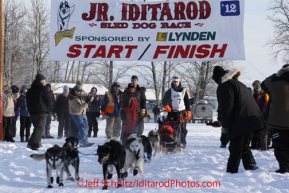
164, 105, 172, 113
141, 109, 146, 116
206, 121, 222, 127
101, 111, 106, 117
221, 127, 229, 134
85, 95, 93, 103
186, 111, 191, 121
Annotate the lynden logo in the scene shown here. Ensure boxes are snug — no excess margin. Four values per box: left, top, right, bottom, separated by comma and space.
54, 1, 76, 46
156, 32, 168, 41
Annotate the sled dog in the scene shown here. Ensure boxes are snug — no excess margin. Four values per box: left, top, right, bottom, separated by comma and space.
140, 135, 152, 163
62, 136, 80, 181
123, 137, 144, 177
148, 130, 162, 158
97, 140, 126, 189
30, 144, 65, 188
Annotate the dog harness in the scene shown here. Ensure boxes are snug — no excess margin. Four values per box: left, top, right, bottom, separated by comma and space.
59, 12, 70, 24
129, 148, 140, 160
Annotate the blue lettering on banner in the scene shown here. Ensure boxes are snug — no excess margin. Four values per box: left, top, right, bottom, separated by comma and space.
220, 1, 240, 16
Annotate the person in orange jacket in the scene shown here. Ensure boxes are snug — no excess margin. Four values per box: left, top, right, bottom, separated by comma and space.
162, 76, 191, 149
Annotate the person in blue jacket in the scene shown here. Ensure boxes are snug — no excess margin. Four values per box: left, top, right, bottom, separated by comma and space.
101, 82, 122, 140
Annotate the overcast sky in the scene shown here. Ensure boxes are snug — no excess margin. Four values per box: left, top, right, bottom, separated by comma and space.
239, 0, 281, 86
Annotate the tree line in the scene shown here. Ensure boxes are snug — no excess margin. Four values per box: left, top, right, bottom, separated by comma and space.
3, 0, 236, 104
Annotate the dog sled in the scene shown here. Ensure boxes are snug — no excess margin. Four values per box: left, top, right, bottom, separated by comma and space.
157, 114, 185, 153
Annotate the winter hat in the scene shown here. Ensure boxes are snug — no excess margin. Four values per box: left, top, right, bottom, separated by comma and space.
252, 80, 261, 87
131, 75, 138, 80
172, 76, 180, 82
63, 85, 69, 90
21, 85, 28, 91
128, 83, 134, 88
91, 87, 97, 92
76, 81, 83, 87
46, 84, 51, 88
112, 82, 121, 87
212, 66, 227, 85
282, 64, 289, 68
35, 74, 46, 81
74, 85, 84, 92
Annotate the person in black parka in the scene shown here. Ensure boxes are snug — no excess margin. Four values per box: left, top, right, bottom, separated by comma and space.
55, 85, 71, 139
212, 66, 266, 173
26, 74, 50, 150
261, 64, 289, 173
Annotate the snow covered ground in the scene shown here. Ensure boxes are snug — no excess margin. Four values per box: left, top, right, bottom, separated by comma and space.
0, 118, 288, 193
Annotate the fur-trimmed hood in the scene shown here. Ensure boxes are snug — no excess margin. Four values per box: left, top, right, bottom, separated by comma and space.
273, 66, 289, 82
221, 67, 242, 83
277, 66, 289, 77
276, 66, 289, 82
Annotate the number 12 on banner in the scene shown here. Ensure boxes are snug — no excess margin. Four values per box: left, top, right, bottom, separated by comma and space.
220, 1, 240, 16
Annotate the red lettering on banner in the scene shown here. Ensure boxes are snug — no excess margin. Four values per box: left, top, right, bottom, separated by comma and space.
195, 44, 211, 58
92, 45, 106, 58
122, 3, 127, 21
67, 45, 138, 58
121, 1, 211, 21
199, 1, 211, 19
186, 2, 198, 20
174, 2, 186, 20
129, 4, 140, 21
153, 44, 227, 59
67, 44, 82, 58
141, 4, 147, 20
84, 45, 96, 58
160, 22, 191, 28
125, 45, 138, 58
82, 3, 97, 21
154, 46, 170, 58
107, 45, 123, 58
100, 22, 128, 28
189, 45, 197, 58
167, 45, 176, 58
82, 3, 108, 21
174, 45, 191, 58
210, 44, 227, 58
159, 3, 173, 21
148, 4, 162, 21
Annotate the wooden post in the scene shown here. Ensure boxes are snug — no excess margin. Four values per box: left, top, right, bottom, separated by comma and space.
0, 0, 4, 141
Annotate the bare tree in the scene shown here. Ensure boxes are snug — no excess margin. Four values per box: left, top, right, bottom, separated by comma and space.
23, 0, 50, 81
3, 0, 27, 85
85, 61, 135, 88
132, 61, 179, 105
177, 61, 234, 103
267, 0, 289, 61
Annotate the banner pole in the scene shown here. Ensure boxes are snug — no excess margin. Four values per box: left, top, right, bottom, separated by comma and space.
0, 0, 4, 141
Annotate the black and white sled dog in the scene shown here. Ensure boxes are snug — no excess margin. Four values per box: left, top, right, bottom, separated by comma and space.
97, 140, 126, 189
140, 130, 162, 163
140, 135, 152, 163
30, 144, 65, 188
62, 136, 80, 181
123, 136, 144, 177
148, 130, 162, 158
57, 1, 75, 31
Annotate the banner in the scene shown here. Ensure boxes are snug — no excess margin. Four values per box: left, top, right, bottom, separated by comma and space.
49, 0, 245, 62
